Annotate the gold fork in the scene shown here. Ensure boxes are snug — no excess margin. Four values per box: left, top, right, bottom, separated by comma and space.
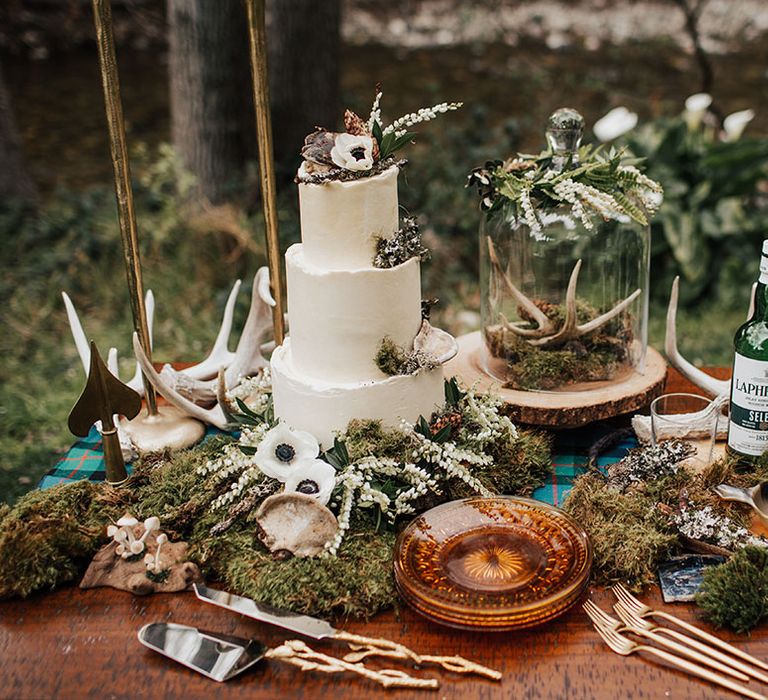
614, 602, 768, 685
583, 601, 749, 681
588, 610, 767, 700
613, 584, 768, 672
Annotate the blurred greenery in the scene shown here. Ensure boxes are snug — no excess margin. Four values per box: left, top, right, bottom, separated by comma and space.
1, 100, 766, 504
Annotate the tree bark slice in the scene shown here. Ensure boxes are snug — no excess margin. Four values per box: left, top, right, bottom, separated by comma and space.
445, 331, 667, 428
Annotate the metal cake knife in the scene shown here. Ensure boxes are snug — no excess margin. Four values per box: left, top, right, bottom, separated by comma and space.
192, 583, 501, 680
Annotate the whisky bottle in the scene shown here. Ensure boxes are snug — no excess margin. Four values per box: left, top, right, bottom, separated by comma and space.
727, 240, 768, 464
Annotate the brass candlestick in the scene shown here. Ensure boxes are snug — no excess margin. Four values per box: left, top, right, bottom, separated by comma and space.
245, 0, 285, 345
91, 0, 157, 415
89, 0, 205, 454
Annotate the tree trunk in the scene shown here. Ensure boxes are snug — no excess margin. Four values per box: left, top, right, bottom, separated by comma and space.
0, 61, 38, 203
168, 0, 252, 205
269, 0, 341, 174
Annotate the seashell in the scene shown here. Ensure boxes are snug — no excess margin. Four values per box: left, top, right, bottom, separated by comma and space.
301, 130, 337, 166
255, 493, 338, 558
413, 319, 458, 366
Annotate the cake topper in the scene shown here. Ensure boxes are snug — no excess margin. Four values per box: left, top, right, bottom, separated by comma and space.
299, 86, 462, 182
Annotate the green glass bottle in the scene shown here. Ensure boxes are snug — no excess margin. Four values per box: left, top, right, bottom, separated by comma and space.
727, 240, 768, 464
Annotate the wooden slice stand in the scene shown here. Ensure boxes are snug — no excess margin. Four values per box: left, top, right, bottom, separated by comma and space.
445, 331, 667, 428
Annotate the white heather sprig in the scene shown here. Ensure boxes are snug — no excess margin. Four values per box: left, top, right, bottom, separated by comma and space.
519, 186, 541, 235
460, 390, 518, 448
367, 90, 383, 132
382, 102, 463, 136
553, 178, 632, 228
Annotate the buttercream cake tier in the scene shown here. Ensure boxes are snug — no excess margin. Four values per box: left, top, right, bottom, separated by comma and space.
299, 164, 399, 270
285, 243, 423, 383
271, 339, 445, 447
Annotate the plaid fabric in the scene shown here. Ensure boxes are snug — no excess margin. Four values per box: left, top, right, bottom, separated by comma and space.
38, 425, 223, 490
40, 423, 637, 506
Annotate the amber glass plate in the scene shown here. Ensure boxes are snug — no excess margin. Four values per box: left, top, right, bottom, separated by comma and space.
394, 496, 592, 631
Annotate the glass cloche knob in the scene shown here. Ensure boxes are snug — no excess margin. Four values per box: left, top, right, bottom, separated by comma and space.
546, 108, 584, 171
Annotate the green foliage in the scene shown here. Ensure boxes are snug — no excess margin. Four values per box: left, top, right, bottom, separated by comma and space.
0, 145, 270, 503
621, 117, 768, 306
697, 547, 768, 634
467, 143, 659, 225
341, 420, 417, 464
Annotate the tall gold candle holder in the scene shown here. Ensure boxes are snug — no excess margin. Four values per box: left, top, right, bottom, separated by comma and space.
245, 0, 285, 345
90, 0, 204, 453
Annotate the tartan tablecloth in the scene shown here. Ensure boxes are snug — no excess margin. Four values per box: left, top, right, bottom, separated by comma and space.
39, 424, 636, 506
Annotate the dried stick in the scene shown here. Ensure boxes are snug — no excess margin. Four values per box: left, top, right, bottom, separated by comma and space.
335, 630, 502, 680
265, 640, 439, 690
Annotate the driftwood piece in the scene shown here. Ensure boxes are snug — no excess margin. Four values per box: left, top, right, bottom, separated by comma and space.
80, 537, 201, 596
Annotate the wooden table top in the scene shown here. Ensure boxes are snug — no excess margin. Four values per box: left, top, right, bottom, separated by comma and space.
4, 365, 759, 700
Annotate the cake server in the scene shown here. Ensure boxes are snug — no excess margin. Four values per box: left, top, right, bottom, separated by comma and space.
192, 583, 501, 680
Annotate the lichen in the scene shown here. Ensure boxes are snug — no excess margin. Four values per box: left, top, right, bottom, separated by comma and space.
697, 546, 768, 634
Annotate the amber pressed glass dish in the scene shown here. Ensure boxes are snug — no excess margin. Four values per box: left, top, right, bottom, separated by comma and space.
394, 496, 593, 631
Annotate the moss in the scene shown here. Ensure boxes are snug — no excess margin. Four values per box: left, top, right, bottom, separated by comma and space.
0, 480, 126, 598
342, 419, 418, 463
697, 547, 768, 634
485, 297, 631, 390
563, 472, 679, 589
475, 428, 552, 496
374, 337, 408, 376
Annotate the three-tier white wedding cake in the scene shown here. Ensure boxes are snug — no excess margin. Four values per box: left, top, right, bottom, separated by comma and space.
271, 160, 453, 446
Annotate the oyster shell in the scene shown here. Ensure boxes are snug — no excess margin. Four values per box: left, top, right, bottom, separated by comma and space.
255, 493, 338, 558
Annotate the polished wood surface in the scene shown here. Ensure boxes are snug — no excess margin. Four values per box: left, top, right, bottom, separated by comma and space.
4, 366, 760, 700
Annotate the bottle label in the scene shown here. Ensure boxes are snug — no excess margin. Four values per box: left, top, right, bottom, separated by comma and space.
729, 353, 768, 456
760, 255, 768, 285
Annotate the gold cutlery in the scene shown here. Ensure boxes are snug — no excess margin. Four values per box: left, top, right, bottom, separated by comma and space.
587, 609, 767, 700
614, 602, 768, 685
584, 601, 748, 681
613, 584, 768, 672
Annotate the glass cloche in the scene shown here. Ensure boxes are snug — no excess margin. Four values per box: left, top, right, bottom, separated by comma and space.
470, 109, 662, 393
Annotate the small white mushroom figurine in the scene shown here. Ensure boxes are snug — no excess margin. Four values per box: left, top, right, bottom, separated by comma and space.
144, 533, 168, 576
107, 515, 161, 559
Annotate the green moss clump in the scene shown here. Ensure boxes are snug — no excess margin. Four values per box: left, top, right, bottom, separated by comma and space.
473, 428, 552, 496
342, 419, 418, 463
563, 473, 679, 589
697, 547, 768, 634
374, 337, 408, 376
0, 480, 127, 598
194, 527, 396, 619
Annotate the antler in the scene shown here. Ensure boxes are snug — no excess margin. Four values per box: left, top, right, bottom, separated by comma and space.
487, 238, 641, 350
665, 276, 730, 398
158, 268, 277, 405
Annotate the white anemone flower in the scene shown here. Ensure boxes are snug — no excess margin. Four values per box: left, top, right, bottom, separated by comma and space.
593, 106, 638, 141
330, 133, 374, 171
722, 109, 755, 141
283, 459, 337, 506
255, 422, 320, 482
684, 93, 712, 130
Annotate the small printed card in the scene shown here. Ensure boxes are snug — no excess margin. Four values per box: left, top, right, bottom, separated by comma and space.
658, 554, 726, 603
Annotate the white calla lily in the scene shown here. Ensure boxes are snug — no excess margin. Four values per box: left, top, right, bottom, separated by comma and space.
283, 459, 337, 506
255, 422, 320, 481
330, 133, 374, 171
684, 93, 712, 130
722, 109, 755, 141
593, 106, 638, 142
